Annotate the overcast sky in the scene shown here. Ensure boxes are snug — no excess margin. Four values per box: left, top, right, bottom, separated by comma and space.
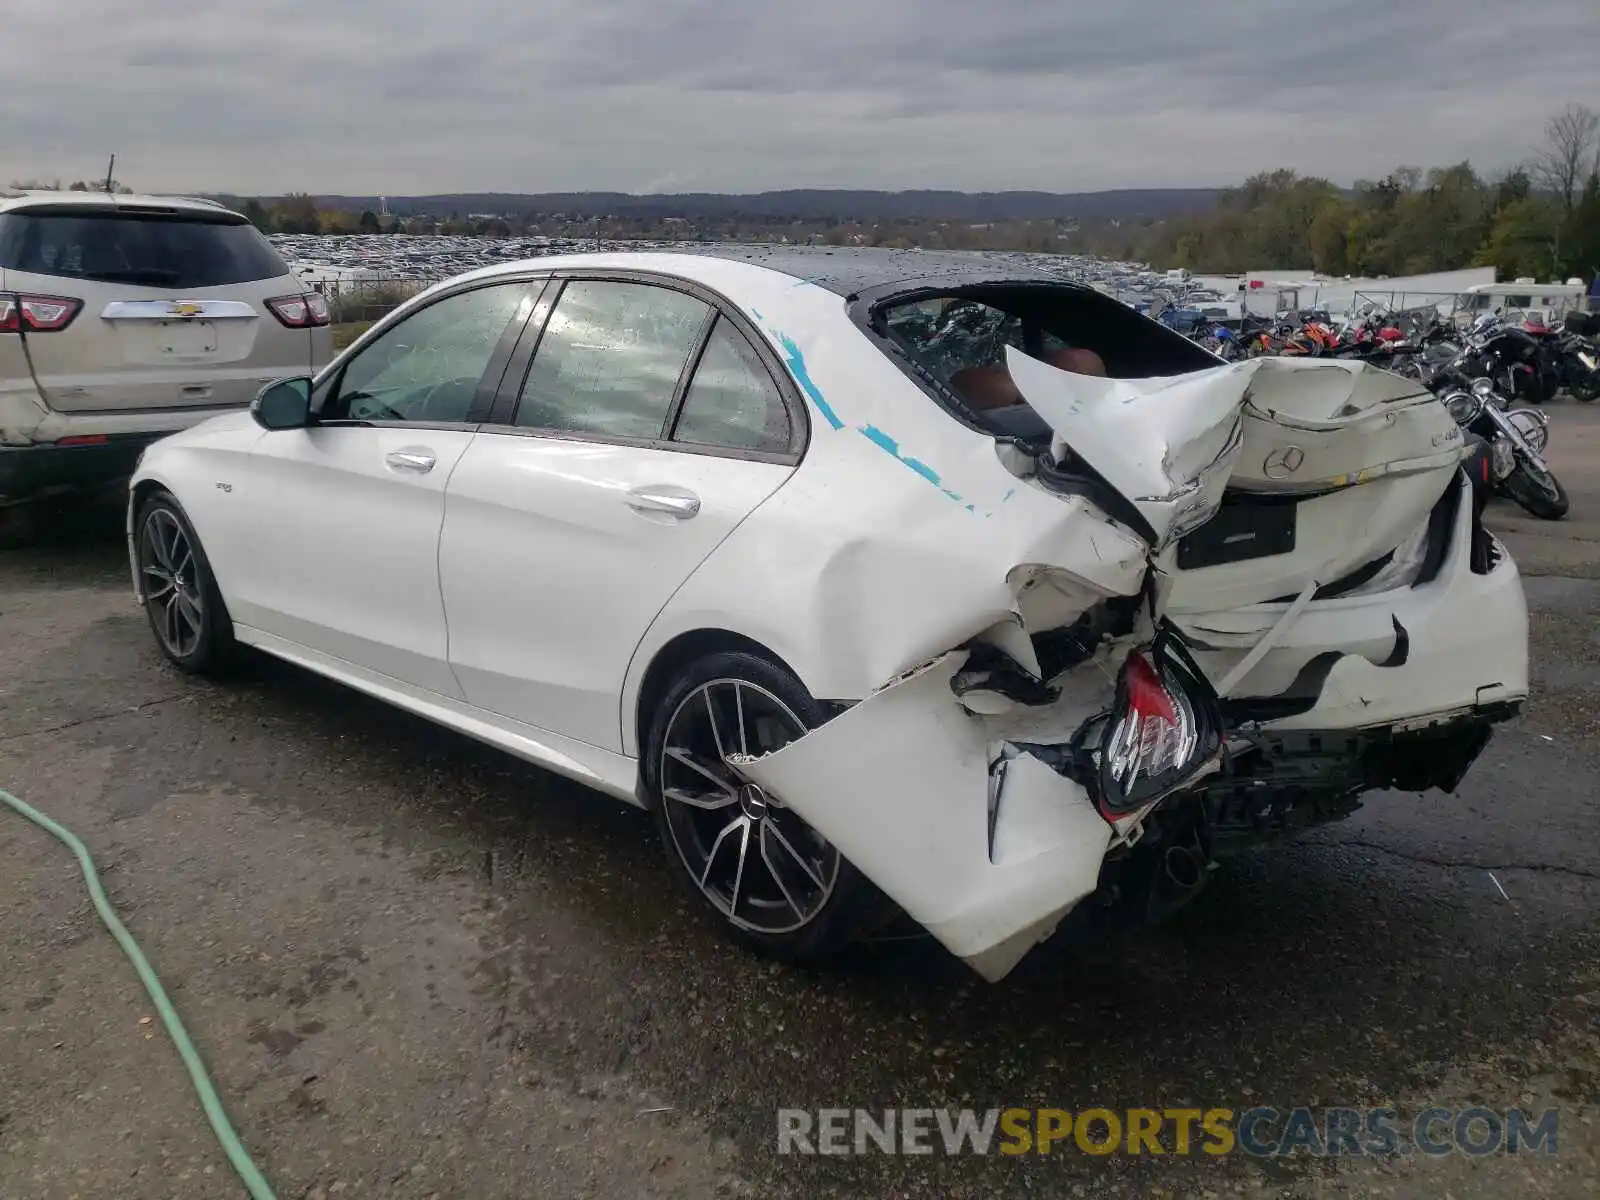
4, 1, 1596, 196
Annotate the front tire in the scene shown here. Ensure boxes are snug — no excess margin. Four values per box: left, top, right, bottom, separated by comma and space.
1502, 461, 1570, 520
643, 651, 890, 962
134, 491, 235, 673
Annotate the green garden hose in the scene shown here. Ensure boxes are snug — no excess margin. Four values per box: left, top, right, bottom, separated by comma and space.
0, 788, 276, 1199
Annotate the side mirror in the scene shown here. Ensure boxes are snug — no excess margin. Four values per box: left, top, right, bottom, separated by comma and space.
251, 377, 312, 430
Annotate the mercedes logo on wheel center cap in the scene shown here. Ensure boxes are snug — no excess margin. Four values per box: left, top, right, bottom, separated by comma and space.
1263, 446, 1305, 479
738, 783, 769, 821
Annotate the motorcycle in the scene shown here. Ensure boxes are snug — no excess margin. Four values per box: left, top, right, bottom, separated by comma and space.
1466, 314, 1560, 405
1434, 373, 1568, 520
1546, 314, 1600, 401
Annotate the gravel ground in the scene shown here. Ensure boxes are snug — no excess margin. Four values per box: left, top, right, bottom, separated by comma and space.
2, 403, 1598, 1199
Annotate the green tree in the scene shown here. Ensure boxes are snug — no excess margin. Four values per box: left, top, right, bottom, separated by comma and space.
1475, 197, 1559, 280
358, 209, 381, 234
1557, 173, 1600, 279
241, 198, 272, 231
272, 193, 321, 235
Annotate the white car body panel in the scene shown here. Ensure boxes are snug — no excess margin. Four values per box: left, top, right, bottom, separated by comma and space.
223, 425, 478, 698
232, 624, 641, 803
129, 249, 1531, 981
439, 432, 794, 752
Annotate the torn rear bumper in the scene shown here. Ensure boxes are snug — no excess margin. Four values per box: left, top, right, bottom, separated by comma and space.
1173, 474, 1529, 731
1193, 702, 1517, 852
735, 652, 1119, 982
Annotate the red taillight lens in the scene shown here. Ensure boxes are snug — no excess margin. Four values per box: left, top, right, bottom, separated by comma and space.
1105, 652, 1195, 793
266, 293, 331, 329
0, 292, 83, 333
1095, 631, 1224, 820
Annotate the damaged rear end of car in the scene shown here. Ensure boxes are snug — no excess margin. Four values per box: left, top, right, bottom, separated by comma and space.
663, 264, 1528, 982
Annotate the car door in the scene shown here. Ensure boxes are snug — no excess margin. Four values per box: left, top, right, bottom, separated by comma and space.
439, 275, 802, 751
226, 278, 540, 697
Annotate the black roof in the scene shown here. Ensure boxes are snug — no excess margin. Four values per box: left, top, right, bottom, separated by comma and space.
678, 244, 1066, 299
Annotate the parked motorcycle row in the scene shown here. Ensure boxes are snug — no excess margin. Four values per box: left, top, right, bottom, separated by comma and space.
1156, 299, 1597, 521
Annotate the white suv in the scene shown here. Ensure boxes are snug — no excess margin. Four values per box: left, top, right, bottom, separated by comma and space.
0, 190, 333, 503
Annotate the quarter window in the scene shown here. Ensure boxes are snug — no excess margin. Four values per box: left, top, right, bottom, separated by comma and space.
514, 280, 710, 439
324, 282, 531, 424
672, 317, 791, 454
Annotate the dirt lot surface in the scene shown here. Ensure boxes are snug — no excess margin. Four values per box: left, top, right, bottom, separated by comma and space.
3, 402, 1598, 1198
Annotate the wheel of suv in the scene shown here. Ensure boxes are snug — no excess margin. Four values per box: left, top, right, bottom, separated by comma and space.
134, 490, 234, 673
643, 651, 889, 961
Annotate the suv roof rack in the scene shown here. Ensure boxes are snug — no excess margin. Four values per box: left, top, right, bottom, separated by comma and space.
153, 194, 228, 209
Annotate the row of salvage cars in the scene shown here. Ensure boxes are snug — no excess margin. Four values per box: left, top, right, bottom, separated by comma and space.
128, 246, 1529, 981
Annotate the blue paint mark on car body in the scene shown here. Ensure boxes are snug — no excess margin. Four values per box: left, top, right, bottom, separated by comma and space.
771, 330, 844, 431
859, 424, 943, 487
759, 319, 999, 516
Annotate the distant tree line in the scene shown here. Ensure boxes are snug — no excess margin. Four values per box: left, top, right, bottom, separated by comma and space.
1058, 103, 1600, 281
8, 177, 133, 194
220, 105, 1600, 284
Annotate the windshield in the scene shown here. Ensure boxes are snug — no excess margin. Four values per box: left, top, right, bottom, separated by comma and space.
0, 210, 289, 288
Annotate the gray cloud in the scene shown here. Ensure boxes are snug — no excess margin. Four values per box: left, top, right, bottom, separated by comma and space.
2, 0, 1595, 195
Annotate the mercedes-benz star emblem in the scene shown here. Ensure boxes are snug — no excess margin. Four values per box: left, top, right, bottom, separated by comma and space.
1263, 446, 1305, 479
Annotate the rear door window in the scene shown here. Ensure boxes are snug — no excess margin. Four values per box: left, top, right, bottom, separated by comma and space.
0, 210, 290, 288
513, 279, 710, 440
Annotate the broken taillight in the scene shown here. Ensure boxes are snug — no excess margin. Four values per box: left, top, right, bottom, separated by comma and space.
0, 293, 83, 333
265, 293, 331, 329
1096, 629, 1224, 819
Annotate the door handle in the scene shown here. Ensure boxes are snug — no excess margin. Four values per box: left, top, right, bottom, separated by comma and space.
385, 449, 436, 474
626, 486, 701, 519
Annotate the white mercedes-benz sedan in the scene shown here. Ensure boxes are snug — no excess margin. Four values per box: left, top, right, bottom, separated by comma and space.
128, 248, 1529, 981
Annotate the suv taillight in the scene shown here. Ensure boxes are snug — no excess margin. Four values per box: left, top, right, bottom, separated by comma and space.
265, 293, 331, 329
1094, 629, 1224, 819
0, 293, 83, 333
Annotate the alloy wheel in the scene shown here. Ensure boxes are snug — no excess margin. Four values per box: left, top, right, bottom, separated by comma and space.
139, 508, 205, 658
659, 679, 839, 935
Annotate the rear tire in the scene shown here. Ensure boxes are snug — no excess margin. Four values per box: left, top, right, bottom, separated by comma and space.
1502, 462, 1569, 520
642, 650, 892, 963
134, 490, 236, 673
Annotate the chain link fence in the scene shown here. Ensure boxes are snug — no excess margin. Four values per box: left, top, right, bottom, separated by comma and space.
304, 276, 436, 325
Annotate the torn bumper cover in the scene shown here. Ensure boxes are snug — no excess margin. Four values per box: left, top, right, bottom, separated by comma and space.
737, 632, 1227, 982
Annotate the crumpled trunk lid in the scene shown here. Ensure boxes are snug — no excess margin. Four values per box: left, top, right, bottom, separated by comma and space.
1005, 350, 1466, 612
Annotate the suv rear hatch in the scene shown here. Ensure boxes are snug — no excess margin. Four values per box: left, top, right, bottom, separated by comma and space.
0, 200, 319, 414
